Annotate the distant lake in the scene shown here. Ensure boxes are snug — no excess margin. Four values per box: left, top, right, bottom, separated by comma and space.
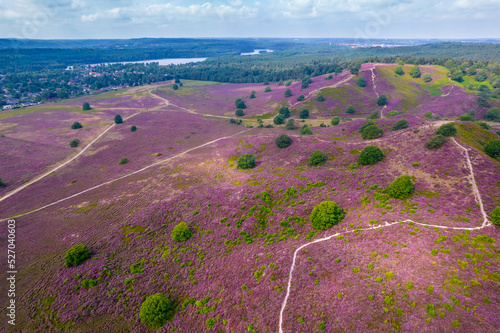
67, 57, 208, 69
241, 49, 274, 55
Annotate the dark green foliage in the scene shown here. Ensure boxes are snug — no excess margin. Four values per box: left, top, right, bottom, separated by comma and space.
64, 244, 91, 267
139, 293, 174, 330
285, 80, 292, 86
360, 122, 375, 133
300, 125, 313, 135
285, 119, 296, 130
264, 86, 271, 92
458, 114, 474, 121
279, 106, 290, 118
171, 222, 192, 242
119, 158, 129, 165
491, 207, 500, 226
297, 95, 305, 101
237, 154, 256, 169
229, 118, 236, 124
235, 109, 245, 117
331, 117, 340, 126
423, 73, 432, 82
423, 111, 433, 119
250, 90, 256, 99
497, 131, 500, 136
387, 175, 414, 199
299, 109, 309, 119
284, 89, 292, 97
273, 114, 286, 125
386, 110, 405, 117
235, 98, 247, 109
114, 114, 123, 124
0, 178, 5, 187
345, 105, 355, 114
175, 78, 180, 83
359, 146, 384, 165
69, 139, 80, 147
392, 119, 409, 131
275, 134, 292, 148
409, 65, 421, 78
368, 110, 381, 119
308, 150, 328, 166
130, 125, 137, 132
467, 109, 476, 116
435, 123, 457, 136
172, 84, 179, 90
82, 102, 91, 111
475, 71, 487, 82
485, 107, 500, 121
484, 140, 500, 158
450, 70, 463, 82
71, 121, 82, 129
362, 125, 384, 139
476, 121, 490, 130
376, 95, 388, 106
356, 77, 366, 87
310, 201, 344, 230
426, 135, 447, 149
316, 95, 325, 102
394, 66, 404, 75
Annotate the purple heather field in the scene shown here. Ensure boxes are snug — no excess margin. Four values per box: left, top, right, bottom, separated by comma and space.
0, 64, 499, 333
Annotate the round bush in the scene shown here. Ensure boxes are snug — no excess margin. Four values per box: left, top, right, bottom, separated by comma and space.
345, 105, 355, 114
69, 139, 80, 147
114, 114, 123, 124
491, 206, 500, 226
376, 95, 388, 106
139, 293, 174, 330
119, 158, 129, 165
310, 201, 344, 230
264, 86, 271, 92
484, 140, 500, 158
360, 122, 375, 133
235, 109, 245, 117
458, 114, 474, 121
71, 121, 82, 129
82, 102, 92, 111
297, 95, 305, 101
392, 119, 409, 131
172, 84, 179, 90
485, 107, 500, 121
331, 117, 340, 126
235, 98, 246, 109
362, 125, 384, 140
300, 126, 313, 135
273, 114, 286, 125
171, 222, 192, 242
316, 95, 325, 102
276, 134, 292, 148
64, 244, 91, 267
368, 110, 381, 119
285, 119, 296, 130
435, 123, 457, 137
359, 146, 384, 165
299, 109, 309, 119
279, 107, 290, 118
426, 135, 447, 149
237, 154, 256, 169
356, 77, 366, 87
423, 73, 432, 82
308, 150, 328, 166
284, 89, 292, 97
131, 125, 137, 132
387, 175, 414, 199
394, 66, 404, 75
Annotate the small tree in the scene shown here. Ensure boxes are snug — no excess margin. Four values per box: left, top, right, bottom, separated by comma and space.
279, 107, 290, 118
297, 95, 305, 101
300, 125, 313, 135
250, 90, 256, 99
276, 134, 292, 148
435, 123, 457, 137
409, 66, 421, 78
423, 73, 432, 83
458, 114, 474, 121
114, 115, 123, 124
310, 201, 344, 230
69, 139, 80, 147
0, 178, 5, 187
119, 158, 129, 165
360, 122, 375, 133
285, 80, 292, 86
476, 121, 491, 130
139, 293, 174, 330
229, 118, 236, 124
174, 78, 180, 83
237, 154, 256, 169
264, 86, 271, 92
423, 111, 433, 119
484, 140, 500, 158
345, 105, 355, 114
450, 70, 463, 83
475, 71, 488, 82
485, 107, 500, 121
426, 135, 447, 149
467, 109, 476, 116
368, 110, 381, 119
284, 89, 293, 98
235, 99, 246, 109
172, 84, 179, 90
82, 102, 92, 111
359, 146, 384, 165
273, 114, 286, 125
356, 77, 367, 87
491, 206, 500, 226
316, 95, 325, 102
299, 109, 309, 119
392, 119, 409, 131
130, 125, 137, 132
285, 119, 296, 130
387, 175, 414, 199
362, 125, 384, 140
171, 222, 192, 242
235, 109, 245, 117
308, 150, 328, 166
71, 121, 82, 129
331, 117, 340, 126
394, 66, 404, 75
377, 95, 388, 106
64, 244, 91, 267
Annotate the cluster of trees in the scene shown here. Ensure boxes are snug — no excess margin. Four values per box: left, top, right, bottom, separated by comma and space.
360, 122, 384, 140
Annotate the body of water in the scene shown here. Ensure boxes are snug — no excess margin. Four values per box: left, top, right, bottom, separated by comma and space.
241, 49, 274, 55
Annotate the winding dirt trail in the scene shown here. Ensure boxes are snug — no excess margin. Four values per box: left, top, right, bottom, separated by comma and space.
370, 67, 388, 118
278, 137, 491, 333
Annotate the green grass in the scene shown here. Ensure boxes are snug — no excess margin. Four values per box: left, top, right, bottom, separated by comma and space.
0, 105, 88, 121
456, 122, 499, 159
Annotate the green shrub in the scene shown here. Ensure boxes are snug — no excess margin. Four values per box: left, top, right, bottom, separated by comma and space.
376, 95, 388, 106
279, 107, 290, 118
476, 121, 490, 130
360, 122, 375, 133
276, 134, 292, 148
387, 175, 414, 199
394, 66, 404, 75
423, 111, 433, 119
316, 95, 325, 102
491, 207, 500, 226
485, 140, 500, 158
423, 73, 432, 82
64, 244, 91, 267
359, 146, 384, 165
386, 110, 405, 117
235, 109, 245, 117
368, 110, 381, 119
237, 154, 256, 169
331, 117, 340, 126
285, 119, 296, 130
299, 109, 309, 119
285, 80, 292, 86
69, 139, 80, 147
345, 105, 355, 114
250, 90, 256, 98
284, 89, 292, 97
297, 94, 305, 101
171, 222, 192, 242
172, 84, 179, 90
0, 178, 5, 187
485, 107, 500, 121
229, 118, 236, 124
235, 98, 246, 109
356, 77, 366, 87
310, 201, 344, 230
264, 86, 271, 92
130, 125, 137, 132
409, 66, 421, 78
119, 158, 129, 165
458, 114, 474, 121
71, 121, 82, 129
114, 114, 123, 124
273, 114, 286, 125
426, 135, 446, 149
308, 150, 328, 166
392, 119, 409, 131
435, 123, 456, 137
362, 125, 384, 140
82, 102, 92, 111
139, 293, 174, 330
300, 125, 313, 135
318, 321, 326, 330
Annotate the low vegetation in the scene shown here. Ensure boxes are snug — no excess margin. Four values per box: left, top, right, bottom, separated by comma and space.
64, 244, 91, 267
310, 201, 344, 230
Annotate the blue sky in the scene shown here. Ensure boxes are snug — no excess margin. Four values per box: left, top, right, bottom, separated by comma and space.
1, 0, 499, 39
